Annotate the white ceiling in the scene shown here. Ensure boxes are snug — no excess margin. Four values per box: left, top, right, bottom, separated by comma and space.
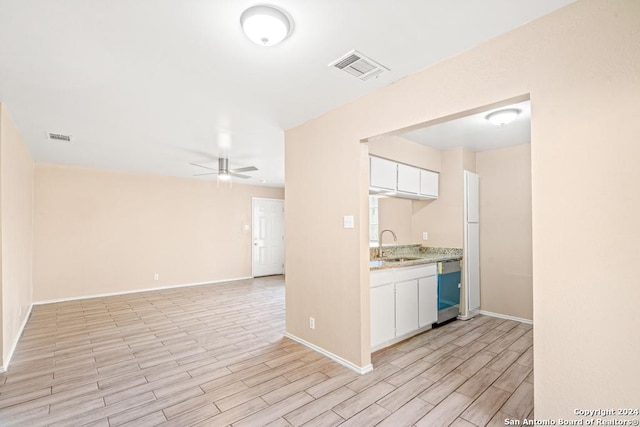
401, 100, 531, 152
0, 1, 573, 187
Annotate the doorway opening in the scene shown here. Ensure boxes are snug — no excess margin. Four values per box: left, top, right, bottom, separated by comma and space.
364, 94, 533, 396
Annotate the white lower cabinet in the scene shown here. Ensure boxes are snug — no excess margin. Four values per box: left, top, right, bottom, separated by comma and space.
371, 284, 395, 348
418, 276, 438, 327
395, 279, 419, 336
371, 264, 437, 350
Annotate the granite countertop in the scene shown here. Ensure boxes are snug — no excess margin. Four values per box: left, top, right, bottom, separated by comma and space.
370, 244, 462, 270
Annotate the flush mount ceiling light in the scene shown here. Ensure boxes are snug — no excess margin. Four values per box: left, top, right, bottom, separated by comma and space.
240, 5, 292, 46
485, 108, 521, 126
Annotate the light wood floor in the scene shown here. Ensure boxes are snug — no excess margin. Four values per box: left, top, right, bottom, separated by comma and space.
0, 276, 533, 426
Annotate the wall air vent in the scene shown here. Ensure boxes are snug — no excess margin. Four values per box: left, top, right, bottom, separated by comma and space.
47, 132, 72, 143
329, 50, 389, 81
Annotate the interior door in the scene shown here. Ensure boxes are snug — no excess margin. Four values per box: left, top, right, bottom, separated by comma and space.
252, 198, 284, 277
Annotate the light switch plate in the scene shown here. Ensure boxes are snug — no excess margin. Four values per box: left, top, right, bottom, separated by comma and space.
343, 215, 355, 229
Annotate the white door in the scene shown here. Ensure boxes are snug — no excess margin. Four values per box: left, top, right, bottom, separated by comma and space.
252, 198, 284, 277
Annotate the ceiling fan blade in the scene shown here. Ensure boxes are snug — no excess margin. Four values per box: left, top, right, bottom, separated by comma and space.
193, 172, 219, 176
230, 166, 258, 173
190, 162, 218, 172
230, 173, 251, 179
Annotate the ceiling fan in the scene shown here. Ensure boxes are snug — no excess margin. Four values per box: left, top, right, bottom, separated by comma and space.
190, 158, 258, 180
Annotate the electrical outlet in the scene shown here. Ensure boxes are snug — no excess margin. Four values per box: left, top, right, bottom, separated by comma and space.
343, 215, 354, 229
422, 232, 428, 241
153, 273, 159, 281
309, 317, 315, 330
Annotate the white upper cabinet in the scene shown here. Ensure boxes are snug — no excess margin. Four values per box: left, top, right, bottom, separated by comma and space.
369, 156, 439, 200
420, 169, 439, 198
397, 164, 420, 194
370, 156, 397, 191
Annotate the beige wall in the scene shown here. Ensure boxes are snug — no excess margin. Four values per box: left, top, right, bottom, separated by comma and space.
411, 147, 471, 248
477, 144, 532, 320
368, 135, 441, 172
0, 104, 34, 367
33, 164, 283, 302
285, 0, 640, 416
377, 197, 413, 244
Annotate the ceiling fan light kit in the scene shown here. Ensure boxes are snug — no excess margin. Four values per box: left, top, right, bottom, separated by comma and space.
190, 157, 259, 182
240, 5, 292, 46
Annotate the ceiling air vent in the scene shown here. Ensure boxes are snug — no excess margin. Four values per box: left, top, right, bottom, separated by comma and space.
329, 50, 389, 81
47, 132, 72, 143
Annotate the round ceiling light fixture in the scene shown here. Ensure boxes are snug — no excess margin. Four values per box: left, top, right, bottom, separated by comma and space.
485, 108, 521, 126
240, 5, 292, 46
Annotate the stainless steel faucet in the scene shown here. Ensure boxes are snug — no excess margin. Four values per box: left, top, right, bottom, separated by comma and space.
378, 229, 397, 258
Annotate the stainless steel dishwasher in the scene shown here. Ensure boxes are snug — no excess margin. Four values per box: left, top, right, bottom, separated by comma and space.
436, 259, 462, 324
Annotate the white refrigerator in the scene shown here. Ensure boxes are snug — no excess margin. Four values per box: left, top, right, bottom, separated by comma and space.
463, 171, 480, 319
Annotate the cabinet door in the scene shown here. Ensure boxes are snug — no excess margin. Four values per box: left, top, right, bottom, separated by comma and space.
371, 283, 395, 348
397, 163, 420, 194
420, 170, 439, 198
418, 275, 438, 327
395, 279, 419, 337
370, 157, 397, 191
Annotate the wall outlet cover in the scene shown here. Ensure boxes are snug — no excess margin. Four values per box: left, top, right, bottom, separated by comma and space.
422, 232, 428, 240
343, 215, 355, 229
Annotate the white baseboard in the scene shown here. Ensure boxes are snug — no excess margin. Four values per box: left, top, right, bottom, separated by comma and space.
478, 310, 533, 325
458, 308, 480, 321
285, 333, 373, 376
33, 276, 253, 305
1, 303, 33, 372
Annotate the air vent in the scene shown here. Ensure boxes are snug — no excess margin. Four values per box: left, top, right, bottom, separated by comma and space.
329, 50, 389, 81
47, 132, 72, 143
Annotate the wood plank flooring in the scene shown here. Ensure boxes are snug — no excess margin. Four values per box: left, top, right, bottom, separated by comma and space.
0, 276, 533, 426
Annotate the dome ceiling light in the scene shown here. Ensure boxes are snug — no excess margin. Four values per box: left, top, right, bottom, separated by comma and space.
485, 108, 521, 126
240, 5, 292, 46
